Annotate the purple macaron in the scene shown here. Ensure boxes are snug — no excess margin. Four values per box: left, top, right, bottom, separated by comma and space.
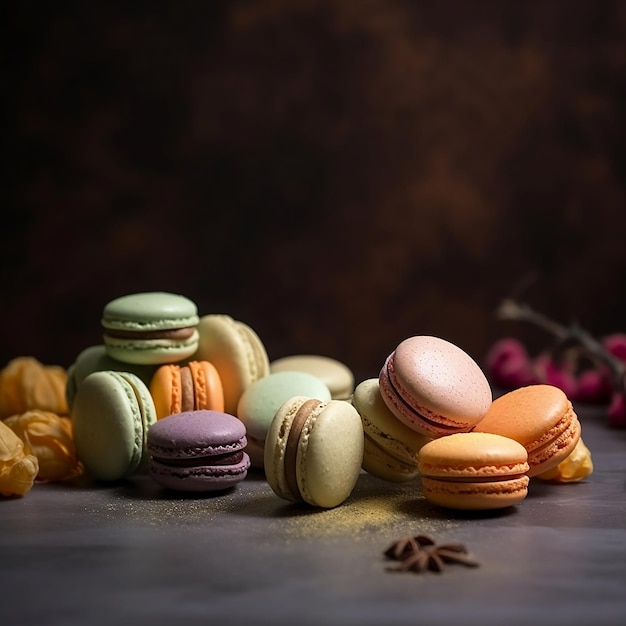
147, 410, 250, 492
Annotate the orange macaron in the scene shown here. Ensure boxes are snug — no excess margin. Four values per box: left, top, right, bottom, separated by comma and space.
418, 432, 530, 510
473, 384, 581, 477
150, 360, 224, 419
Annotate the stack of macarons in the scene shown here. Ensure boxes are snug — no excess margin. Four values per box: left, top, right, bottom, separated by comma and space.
68, 291, 365, 500
350, 335, 493, 488
348, 334, 588, 511
67, 291, 204, 409
69, 292, 272, 488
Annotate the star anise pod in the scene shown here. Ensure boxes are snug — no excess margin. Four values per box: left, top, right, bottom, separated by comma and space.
383, 534, 435, 560
384, 534, 479, 574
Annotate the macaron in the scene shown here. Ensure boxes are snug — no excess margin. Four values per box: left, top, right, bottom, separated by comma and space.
147, 410, 250, 492
102, 292, 200, 365
71, 370, 157, 481
194, 314, 270, 415
237, 371, 332, 468
379, 335, 493, 438
264, 396, 364, 508
473, 384, 582, 477
418, 432, 530, 510
150, 360, 225, 419
352, 378, 431, 482
66, 345, 159, 410
269, 354, 355, 400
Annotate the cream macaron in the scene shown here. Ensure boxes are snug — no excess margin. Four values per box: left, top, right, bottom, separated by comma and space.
352, 378, 431, 482
264, 395, 364, 508
194, 314, 270, 415
269, 354, 355, 400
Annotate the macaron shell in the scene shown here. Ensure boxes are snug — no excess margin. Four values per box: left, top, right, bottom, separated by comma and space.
102, 292, 199, 331
237, 371, 332, 468
188, 360, 224, 412
104, 331, 199, 365
380, 335, 492, 436
150, 365, 181, 419
421, 475, 530, 510
418, 432, 530, 480
147, 410, 247, 459
149, 453, 250, 492
474, 384, 581, 477
269, 354, 355, 400
352, 378, 430, 482
72, 371, 156, 481
195, 314, 270, 415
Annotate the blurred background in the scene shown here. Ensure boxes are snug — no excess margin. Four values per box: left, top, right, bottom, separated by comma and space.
3, 0, 626, 382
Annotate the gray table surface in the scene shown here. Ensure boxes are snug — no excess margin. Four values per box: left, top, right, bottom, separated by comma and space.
1, 403, 625, 626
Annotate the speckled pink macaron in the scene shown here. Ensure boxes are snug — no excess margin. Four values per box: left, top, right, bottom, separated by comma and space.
379, 335, 493, 438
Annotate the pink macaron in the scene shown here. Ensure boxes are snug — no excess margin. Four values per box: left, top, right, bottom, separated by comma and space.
379, 335, 493, 438
147, 410, 250, 492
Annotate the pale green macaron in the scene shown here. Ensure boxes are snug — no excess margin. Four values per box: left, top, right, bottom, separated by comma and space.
71, 370, 157, 481
269, 354, 354, 400
102, 292, 200, 365
264, 395, 364, 508
65, 344, 160, 410
237, 371, 332, 468
352, 378, 431, 482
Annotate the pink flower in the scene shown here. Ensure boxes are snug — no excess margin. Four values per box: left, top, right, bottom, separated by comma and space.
574, 368, 614, 405
602, 334, 626, 362
607, 392, 626, 428
485, 338, 534, 389
532, 354, 578, 399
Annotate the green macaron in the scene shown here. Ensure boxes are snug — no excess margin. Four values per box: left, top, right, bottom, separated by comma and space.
71, 370, 157, 481
237, 371, 332, 468
101, 292, 200, 365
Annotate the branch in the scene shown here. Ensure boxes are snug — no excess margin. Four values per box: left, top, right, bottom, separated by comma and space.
496, 299, 626, 391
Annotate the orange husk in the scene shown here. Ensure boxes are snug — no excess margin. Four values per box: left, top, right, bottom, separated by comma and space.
4, 410, 83, 482
536, 437, 593, 483
0, 420, 39, 496
0, 357, 68, 419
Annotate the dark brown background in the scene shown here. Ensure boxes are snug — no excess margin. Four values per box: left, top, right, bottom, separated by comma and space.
3, 0, 626, 381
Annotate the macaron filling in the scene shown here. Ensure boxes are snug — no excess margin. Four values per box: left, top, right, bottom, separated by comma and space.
148, 434, 247, 461
362, 425, 419, 471
103, 327, 198, 341
419, 462, 530, 482
152, 449, 245, 468
284, 398, 325, 502
178, 366, 194, 413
